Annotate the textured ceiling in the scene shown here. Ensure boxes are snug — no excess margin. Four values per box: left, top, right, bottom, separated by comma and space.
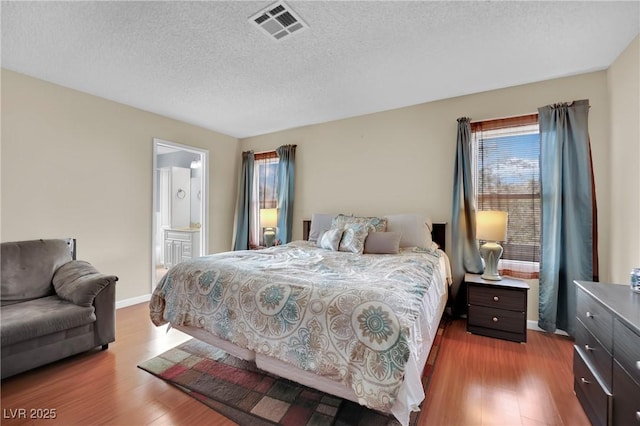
2, 1, 639, 138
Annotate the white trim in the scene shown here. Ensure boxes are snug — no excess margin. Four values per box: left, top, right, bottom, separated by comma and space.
151, 138, 209, 293
116, 294, 151, 309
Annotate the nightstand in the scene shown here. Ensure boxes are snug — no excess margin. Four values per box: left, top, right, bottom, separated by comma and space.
466, 273, 529, 343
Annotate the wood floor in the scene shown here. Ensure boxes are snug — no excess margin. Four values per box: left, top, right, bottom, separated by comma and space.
1, 303, 589, 426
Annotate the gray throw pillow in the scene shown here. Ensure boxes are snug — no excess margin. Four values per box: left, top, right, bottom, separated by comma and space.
364, 232, 402, 254
309, 213, 337, 242
52, 260, 118, 307
385, 214, 433, 248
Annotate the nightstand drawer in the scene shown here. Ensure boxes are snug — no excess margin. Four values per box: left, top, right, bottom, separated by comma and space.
574, 347, 612, 426
467, 305, 525, 334
468, 285, 526, 312
465, 274, 529, 343
577, 288, 613, 353
614, 319, 640, 386
576, 319, 612, 388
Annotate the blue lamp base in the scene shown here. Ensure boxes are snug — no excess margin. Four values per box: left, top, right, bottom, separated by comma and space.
264, 228, 276, 248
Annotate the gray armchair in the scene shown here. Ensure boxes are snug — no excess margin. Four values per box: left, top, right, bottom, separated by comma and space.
1, 239, 118, 379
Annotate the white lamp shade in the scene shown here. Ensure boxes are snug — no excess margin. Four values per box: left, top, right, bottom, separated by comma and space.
476, 211, 508, 242
260, 208, 278, 228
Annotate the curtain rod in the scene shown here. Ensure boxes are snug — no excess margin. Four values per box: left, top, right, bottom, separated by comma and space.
470, 112, 538, 124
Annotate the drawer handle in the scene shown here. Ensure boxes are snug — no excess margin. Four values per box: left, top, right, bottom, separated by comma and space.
636, 361, 640, 372
493, 296, 500, 302
586, 311, 594, 319
635, 411, 640, 422
580, 378, 591, 385
492, 317, 499, 323
584, 344, 594, 352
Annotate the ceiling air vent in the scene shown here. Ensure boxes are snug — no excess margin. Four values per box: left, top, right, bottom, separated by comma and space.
249, 1, 308, 41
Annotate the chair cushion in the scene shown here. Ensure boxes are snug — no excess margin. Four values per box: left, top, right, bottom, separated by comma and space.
0, 296, 96, 346
1, 239, 74, 305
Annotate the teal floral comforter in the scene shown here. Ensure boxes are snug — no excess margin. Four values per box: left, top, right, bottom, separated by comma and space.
150, 241, 444, 413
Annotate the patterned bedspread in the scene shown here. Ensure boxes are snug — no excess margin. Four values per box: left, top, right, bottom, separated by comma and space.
150, 240, 445, 412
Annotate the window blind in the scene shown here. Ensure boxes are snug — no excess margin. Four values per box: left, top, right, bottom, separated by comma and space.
472, 115, 540, 264
255, 151, 279, 209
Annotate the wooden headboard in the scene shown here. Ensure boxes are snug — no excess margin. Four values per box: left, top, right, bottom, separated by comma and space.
303, 220, 446, 252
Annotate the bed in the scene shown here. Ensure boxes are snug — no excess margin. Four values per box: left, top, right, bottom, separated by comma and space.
150, 215, 450, 426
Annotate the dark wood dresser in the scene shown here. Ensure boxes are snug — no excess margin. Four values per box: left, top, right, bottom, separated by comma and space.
574, 280, 640, 426
466, 273, 529, 343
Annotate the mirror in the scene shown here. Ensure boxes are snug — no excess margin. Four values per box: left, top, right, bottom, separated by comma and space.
152, 138, 208, 289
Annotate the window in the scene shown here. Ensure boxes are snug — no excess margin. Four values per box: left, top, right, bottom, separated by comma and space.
250, 151, 279, 246
472, 114, 540, 278
255, 152, 278, 210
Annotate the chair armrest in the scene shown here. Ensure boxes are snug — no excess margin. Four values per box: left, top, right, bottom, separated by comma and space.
93, 278, 117, 346
52, 260, 118, 307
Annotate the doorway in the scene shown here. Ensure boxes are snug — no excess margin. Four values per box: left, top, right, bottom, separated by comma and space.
152, 138, 208, 289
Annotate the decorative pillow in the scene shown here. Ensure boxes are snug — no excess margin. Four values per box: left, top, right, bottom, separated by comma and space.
308, 213, 338, 242
385, 214, 433, 248
364, 232, 402, 254
52, 260, 118, 307
331, 214, 387, 233
317, 228, 344, 251
338, 223, 369, 254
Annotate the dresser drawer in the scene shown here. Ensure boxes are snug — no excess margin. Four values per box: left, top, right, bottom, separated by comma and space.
577, 288, 613, 353
468, 305, 525, 334
468, 285, 526, 312
165, 231, 194, 242
614, 319, 640, 386
612, 361, 640, 425
576, 319, 612, 388
574, 347, 612, 426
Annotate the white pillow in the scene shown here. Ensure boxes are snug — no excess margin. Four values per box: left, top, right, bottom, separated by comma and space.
385, 214, 433, 248
317, 228, 344, 251
309, 213, 337, 242
338, 223, 369, 254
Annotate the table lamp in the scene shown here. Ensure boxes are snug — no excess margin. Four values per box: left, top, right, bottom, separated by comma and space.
476, 211, 508, 281
260, 208, 278, 247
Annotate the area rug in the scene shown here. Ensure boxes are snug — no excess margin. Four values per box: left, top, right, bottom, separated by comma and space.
138, 316, 449, 426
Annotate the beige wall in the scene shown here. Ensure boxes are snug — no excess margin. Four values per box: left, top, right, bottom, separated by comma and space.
4, 35, 634, 312
241, 71, 612, 322
607, 35, 640, 285
1, 69, 240, 303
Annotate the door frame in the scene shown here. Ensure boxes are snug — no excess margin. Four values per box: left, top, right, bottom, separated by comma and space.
152, 138, 209, 290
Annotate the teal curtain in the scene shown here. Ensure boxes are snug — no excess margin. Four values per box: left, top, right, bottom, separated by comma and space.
451, 117, 484, 316
232, 151, 254, 251
538, 100, 598, 336
276, 144, 297, 243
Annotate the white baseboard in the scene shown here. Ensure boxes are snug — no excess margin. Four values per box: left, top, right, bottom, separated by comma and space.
527, 320, 569, 336
116, 294, 151, 309
527, 320, 541, 330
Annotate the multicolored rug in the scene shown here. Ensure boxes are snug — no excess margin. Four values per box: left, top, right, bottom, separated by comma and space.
138, 316, 449, 426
